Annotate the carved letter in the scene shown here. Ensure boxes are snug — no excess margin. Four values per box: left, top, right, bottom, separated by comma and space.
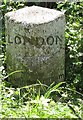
15, 36, 21, 44
8, 35, 13, 44
47, 36, 54, 45
59, 74, 64, 79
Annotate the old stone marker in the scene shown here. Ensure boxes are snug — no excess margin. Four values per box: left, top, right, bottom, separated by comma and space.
5, 6, 65, 87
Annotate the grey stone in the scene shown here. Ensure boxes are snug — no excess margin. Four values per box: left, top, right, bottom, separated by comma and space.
5, 6, 65, 87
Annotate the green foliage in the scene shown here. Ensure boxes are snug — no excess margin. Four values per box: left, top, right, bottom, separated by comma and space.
56, 1, 83, 91
0, 1, 83, 118
1, 0, 82, 92
3, 0, 7, 5
0, 81, 83, 118
44, 82, 65, 98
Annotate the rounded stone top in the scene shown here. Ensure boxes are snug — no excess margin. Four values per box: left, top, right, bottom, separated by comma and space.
5, 6, 64, 25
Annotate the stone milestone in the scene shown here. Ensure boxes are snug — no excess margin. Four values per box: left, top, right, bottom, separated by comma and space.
5, 6, 65, 87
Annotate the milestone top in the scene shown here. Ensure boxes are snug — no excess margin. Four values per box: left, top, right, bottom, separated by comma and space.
5, 6, 64, 25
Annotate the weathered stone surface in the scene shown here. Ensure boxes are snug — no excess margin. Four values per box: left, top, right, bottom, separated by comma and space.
5, 6, 65, 87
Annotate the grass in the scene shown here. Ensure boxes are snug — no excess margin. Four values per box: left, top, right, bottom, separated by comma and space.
0, 79, 83, 118
0, 1, 83, 118
0, 46, 83, 118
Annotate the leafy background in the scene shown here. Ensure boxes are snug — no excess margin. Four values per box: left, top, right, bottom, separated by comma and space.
0, 0, 83, 118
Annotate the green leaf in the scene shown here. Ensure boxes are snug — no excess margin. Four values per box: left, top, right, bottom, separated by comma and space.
3, 0, 7, 5
44, 82, 65, 98
2, 70, 24, 80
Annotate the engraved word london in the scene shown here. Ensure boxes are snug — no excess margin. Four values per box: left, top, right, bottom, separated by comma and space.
8, 34, 62, 48
7, 33, 64, 80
